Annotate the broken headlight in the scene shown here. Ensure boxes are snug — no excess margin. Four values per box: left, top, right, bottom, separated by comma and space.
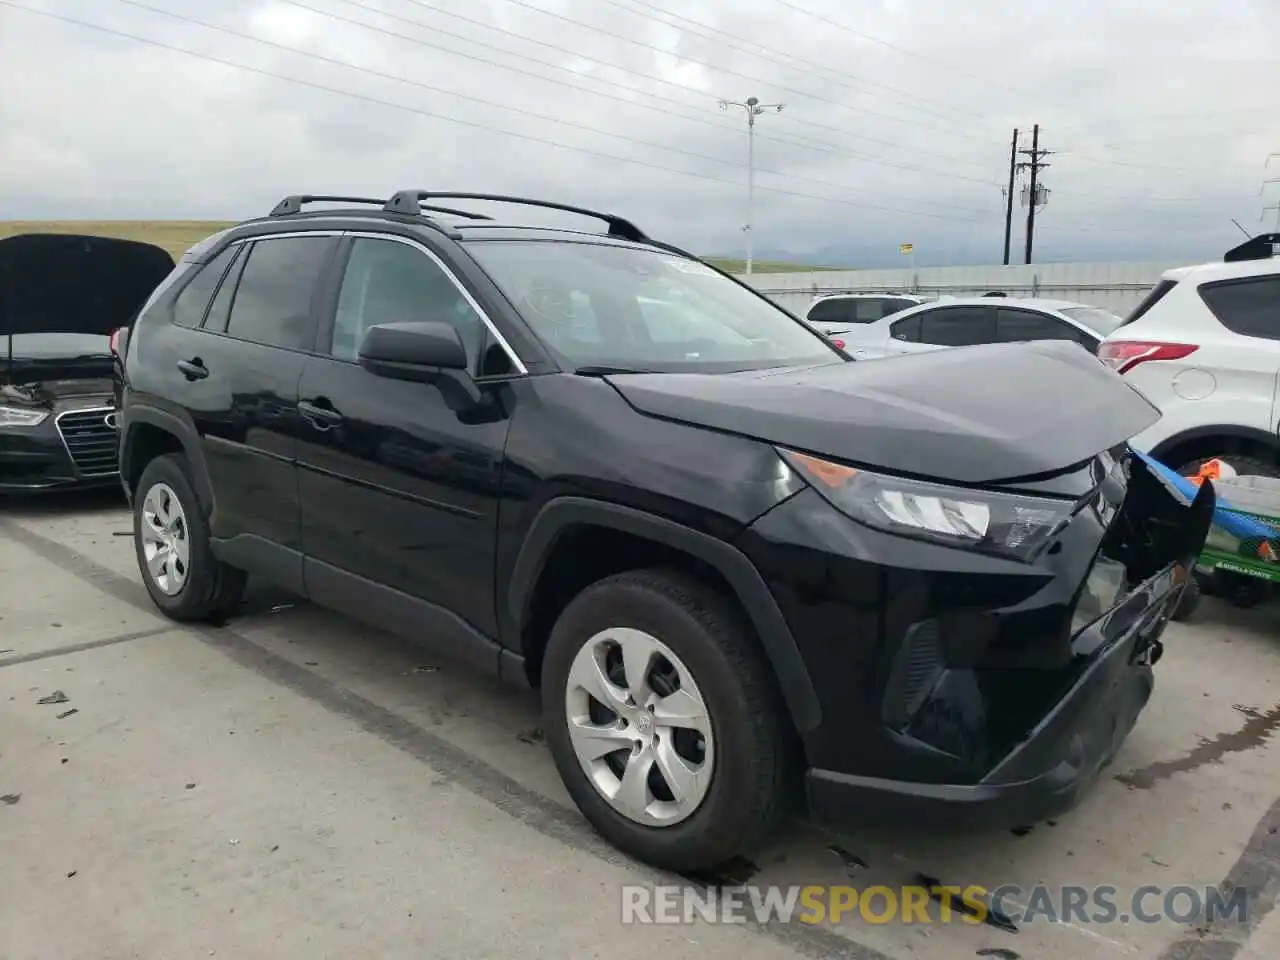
0, 405, 49, 428
779, 448, 1076, 562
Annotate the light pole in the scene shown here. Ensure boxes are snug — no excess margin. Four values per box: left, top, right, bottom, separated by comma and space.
720, 96, 784, 275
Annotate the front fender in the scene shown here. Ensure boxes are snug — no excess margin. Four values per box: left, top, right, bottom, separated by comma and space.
506, 496, 823, 733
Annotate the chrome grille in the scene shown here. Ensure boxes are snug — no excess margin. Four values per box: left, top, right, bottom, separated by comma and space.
56, 407, 119, 477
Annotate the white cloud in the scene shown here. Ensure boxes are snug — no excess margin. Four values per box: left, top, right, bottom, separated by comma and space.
1, 0, 1278, 266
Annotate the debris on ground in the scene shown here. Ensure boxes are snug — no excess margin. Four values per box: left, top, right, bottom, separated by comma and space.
412, 665, 439, 674
185, 783, 196, 790
916, 873, 1019, 934
827, 843, 869, 873
1, 794, 21, 805
36, 691, 69, 705
977, 949, 1020, 959
56, 709, 78, 720
516, 727, 544, 745
66, 871, 76, 878
270, 603, 295, 614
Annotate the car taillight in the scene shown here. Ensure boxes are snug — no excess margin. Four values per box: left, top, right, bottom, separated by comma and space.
1097, 340, 1198, 374
831, 339, 846, 350
109, 328, 124, 355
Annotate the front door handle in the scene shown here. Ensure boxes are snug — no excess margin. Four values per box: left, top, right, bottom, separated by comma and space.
298, 399, 343, 430
176, 358, 208, 381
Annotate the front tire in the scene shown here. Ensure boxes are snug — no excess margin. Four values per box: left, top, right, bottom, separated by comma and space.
134, 454, 246, 622
541, 568, 789, 872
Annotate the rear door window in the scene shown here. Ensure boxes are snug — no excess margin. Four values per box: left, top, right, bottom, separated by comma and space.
224, 235, 337, 352
172, 245, 238, 328
996, 308, 1082, 342
917, 306, 996, 346
1198, 276, 1280, 340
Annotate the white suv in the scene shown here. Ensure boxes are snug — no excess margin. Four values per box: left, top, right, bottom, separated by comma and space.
1098, 237, 1280, 476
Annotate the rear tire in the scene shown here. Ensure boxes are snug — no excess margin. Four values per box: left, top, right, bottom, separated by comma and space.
134, 453, 246, 622
541, 568, 789, 873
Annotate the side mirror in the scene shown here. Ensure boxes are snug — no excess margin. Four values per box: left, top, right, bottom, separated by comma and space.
358, 321, 468, 375
358, 321, 482, 407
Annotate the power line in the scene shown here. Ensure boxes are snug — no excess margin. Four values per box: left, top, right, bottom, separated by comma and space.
766, 0, 1024, 101
288, 0, 1000, 187
593, 0, 1004, 127
431, 0, 995, 144
2, 1, 985, 223
106, 0, 996, 216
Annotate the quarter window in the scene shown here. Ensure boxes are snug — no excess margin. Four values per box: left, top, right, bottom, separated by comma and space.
172, 245, 237, 328
1199, 277, 1280, 340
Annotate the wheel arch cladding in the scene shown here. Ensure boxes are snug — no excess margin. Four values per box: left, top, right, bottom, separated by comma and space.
121, 407, 214, 515
507, 497, 822, 733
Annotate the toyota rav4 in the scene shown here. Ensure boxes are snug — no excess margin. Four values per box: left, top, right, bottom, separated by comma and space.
117, 191, 1213, 872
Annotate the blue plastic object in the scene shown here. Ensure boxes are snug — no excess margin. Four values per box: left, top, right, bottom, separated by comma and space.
1133, 449, 1280, 541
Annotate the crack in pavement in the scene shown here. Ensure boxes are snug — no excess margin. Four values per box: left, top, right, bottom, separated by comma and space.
0, 517, 893, 960
0, 625, 176, 668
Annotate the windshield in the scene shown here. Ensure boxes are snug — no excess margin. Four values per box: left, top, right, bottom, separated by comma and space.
7, 332, 110, 360
465, 240, 840, 372
1060, 306, 1126, 336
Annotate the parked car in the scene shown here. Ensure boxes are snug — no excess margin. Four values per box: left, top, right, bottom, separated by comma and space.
117, 191, 1212, 872
0, 233, 174, 492
839, 295, 1125, 360
1097, 234, 1280, 478
803, 293, 927, 345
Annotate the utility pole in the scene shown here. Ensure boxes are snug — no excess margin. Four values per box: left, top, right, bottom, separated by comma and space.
1017, 124, 1051, 264
1002, 128, 1019, 265
720, 96, 784, 275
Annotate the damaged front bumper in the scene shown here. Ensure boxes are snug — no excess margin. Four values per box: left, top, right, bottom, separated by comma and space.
805, 561, 1185, 828
741, 446, 1215, 831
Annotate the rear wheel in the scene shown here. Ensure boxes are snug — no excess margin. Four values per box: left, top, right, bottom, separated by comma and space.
1170, 575, 1201, 621
134, 454, 246, 622
541, 568, 789, 872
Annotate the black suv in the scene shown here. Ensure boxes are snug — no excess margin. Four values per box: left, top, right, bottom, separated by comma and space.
117, 191, 1213, 872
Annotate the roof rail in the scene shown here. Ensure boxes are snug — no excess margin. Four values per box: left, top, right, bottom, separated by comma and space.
269, 194, 493, 221
1224, 233, 1280, 263
382, 191, 651, 242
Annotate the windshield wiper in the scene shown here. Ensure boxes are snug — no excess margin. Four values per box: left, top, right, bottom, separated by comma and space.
573, 365, 657, 376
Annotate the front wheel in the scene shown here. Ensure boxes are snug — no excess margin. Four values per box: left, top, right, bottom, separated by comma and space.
541, 569, 790, 873
134, 454, 246, 622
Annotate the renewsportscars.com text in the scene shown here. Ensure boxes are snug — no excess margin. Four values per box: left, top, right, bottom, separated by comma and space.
621, 883, 1249, 927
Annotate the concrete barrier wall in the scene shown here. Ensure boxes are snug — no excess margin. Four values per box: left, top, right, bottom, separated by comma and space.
740, 260, 1185, 316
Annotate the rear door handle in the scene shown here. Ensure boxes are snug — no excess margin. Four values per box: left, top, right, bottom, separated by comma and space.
298, 399, 343, 429
176, 358, 208, 381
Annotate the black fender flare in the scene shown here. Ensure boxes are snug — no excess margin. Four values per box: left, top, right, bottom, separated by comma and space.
120, 405, 215, 516
507, 497, 822, 733
1148, 424, 1280, 466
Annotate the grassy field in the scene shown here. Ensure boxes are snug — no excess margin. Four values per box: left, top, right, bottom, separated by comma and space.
1, 222, 843, 274
703, 258, 845, 274
0, 221, 235, 261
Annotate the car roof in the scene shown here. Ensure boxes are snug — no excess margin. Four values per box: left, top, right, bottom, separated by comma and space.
811, 292, 924, 301
897, 296, 1097, 313
1161, 257, 1280, 285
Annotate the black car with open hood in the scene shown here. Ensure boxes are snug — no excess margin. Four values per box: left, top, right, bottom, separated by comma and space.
0, 233, 175, 492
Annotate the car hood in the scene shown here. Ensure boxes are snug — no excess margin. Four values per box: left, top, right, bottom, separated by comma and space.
0, 233, 175, 337
604, 340, 1162, 485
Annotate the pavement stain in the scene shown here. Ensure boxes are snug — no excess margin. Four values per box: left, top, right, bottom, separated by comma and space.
1117, 700, 1280, 789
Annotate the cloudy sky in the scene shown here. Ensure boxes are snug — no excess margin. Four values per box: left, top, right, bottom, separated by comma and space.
2, 0, 1278, 267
